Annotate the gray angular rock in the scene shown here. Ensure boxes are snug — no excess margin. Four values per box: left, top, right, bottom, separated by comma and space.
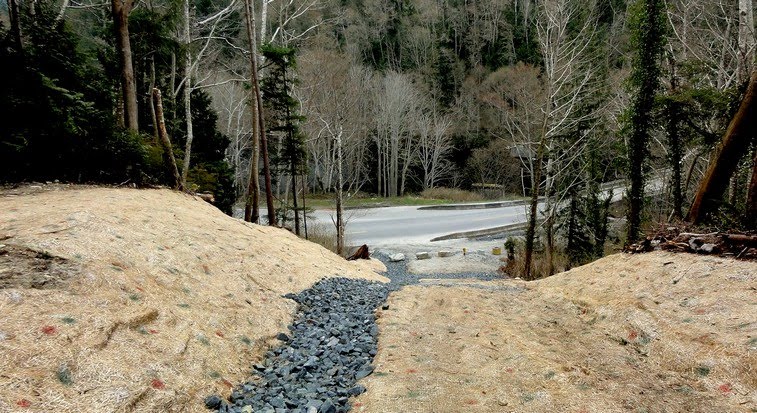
415, 251, 431, 260
389, 253, 406, 262
204, 395, 222, 409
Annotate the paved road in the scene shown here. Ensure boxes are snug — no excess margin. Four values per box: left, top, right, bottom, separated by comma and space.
308, 176, 667, 246
310, 203, 534, 246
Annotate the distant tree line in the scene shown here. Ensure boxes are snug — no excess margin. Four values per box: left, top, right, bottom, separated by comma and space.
1, 0, 755, 275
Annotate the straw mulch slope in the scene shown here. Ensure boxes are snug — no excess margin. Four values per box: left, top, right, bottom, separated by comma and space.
0, 186, 387, 412
356, 252, 756, 413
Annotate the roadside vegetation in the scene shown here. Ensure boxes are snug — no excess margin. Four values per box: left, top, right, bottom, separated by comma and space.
2, 0, 755, 276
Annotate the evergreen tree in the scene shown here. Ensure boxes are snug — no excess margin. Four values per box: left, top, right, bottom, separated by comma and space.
0, 2, 145, 183
261, 44, 307, 234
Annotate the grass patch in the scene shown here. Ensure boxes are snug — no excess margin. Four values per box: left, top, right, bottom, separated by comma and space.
61, 316, 76, 324
406, 390, 421, 398
303, 222, 338, 254
240, 336, 252, 345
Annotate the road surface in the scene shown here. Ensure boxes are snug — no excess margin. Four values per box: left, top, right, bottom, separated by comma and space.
308, 177, 666, 247
310, 202, 534, 246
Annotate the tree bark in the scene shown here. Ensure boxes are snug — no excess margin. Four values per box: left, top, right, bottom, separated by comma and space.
688, 70, 757, 223
180, 0, 194, 188
244, 93, 260, 222
627, 0, 665, 243
335, 132, 345, 255
738, 0, 755, 83
149, 59, 159, 140
746, 146, 757, 219
242, 3, 260, 223
523, 132, 546, 281
667, 55, 684, 219
8, 0, 22, 52
153, 88, 182, 190
243, 0, 276, 226
112, 0, 139, 131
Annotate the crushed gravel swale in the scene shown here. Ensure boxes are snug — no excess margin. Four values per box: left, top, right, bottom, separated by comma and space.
208, 254, 497, 413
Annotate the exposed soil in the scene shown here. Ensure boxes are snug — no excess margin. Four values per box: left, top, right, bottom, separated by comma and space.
355, 252, 756, 413
0, 244, 79, 289
0, 185, 387, 413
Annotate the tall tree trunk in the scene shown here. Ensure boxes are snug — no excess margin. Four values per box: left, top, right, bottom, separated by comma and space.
153, 88, 182, 190
523, 132, 547, 281
242, 1, 260, 223
302, 174, 308, 239
376, 139, 382, 197
8, 0, 22, 52
291, 164, 300, 235
336, 132, 345, 255
112, 0, 138, 131
627, 0, 665, 243
170, 52, 177, 119
667, 55, 684, 219
545, 209, 555, 276
689, 71, 757, 223
243, 0, 276, 225
260, 0, 269, 46
180, 0, 194, 188
738, 0, 755, 83
746, 147, 757, 219
244, 93, 260, 222
149, 59, 159, 140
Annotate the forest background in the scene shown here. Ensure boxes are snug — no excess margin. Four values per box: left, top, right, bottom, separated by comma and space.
1, 0, 755, 276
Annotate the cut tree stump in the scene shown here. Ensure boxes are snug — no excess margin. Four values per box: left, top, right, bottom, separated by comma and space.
347, 245, 370, 261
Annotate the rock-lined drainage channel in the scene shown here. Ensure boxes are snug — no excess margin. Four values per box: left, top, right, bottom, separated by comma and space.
206, 253, 497, 413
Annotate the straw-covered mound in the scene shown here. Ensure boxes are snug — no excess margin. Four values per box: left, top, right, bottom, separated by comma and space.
0, 186, 387, 412
356, 252, 756, 412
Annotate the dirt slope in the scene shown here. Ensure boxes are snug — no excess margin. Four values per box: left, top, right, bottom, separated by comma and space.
0, 186, 387, 413
356, 252, 756, 413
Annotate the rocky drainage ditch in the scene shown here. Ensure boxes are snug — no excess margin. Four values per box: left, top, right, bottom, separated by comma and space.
205, 254, 498, 413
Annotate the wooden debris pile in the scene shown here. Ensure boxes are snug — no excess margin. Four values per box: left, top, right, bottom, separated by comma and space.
627, 227, 757, 259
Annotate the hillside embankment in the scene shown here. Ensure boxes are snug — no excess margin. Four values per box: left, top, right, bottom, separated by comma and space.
0, 185, 386, 412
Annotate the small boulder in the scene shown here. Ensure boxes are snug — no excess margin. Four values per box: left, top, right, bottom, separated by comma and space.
389, 253, 405, 262
437, 250, 453, 258
204, 395, 223, 409
700, 243, 717, 253
415, 252, 431, 260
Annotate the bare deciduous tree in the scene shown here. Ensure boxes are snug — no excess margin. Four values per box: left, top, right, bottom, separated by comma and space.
416, 109, 454, 190
111, 0, 138, 131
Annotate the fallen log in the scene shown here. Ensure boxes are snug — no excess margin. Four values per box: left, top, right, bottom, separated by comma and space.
722, 234, 757, 245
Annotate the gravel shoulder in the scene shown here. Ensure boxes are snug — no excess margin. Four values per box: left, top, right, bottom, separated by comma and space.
375, 240, 508, 276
